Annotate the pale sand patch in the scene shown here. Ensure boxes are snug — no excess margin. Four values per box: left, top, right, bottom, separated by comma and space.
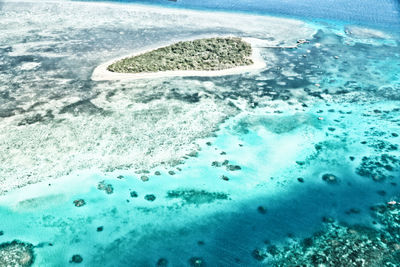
0, 95, 238, 195
92, 37, 266, 81
345, 25, 392, 39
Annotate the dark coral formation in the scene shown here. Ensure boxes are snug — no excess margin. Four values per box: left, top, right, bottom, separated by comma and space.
0, 240, 34, 267
156, 258, 168, 267
130, 191, 138, 198
321, 173, 339, 184
107, 37, 253, 73
189, 257, 205, 267
97, 181, 114, 194
18, 110, 54, 126
226, 164, 242, 171
140, 175, 149, 182
356, 154, 400, 181
73, 199, 86, 207
255, 202, 400, 266
166, 189, 228, 205
144, 194, 156, 202
220, 175, 230, 181
367, 140, 398, 152
257, 206, 267, 214
59, 99, 105, 116
70, 254, 83, 263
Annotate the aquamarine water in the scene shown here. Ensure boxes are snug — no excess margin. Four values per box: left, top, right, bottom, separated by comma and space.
0, 0, 400, 266
84, 0, 400, 32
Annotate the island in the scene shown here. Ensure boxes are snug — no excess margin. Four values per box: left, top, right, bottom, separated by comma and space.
92, 37, 266, 80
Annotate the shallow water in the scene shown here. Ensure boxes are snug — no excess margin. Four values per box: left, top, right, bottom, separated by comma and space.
0, 0, 400, 266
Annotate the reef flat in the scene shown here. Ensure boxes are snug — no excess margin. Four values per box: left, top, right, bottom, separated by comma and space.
0, 0, 314, 194
107, 37, 253, 73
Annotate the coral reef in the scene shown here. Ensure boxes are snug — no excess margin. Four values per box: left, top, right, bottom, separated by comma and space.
97, 181, 114, 194
321, 173, 339, 184
73, 199, 86, 207
0, 240, 34, 267
166, 189, 229, 205
70, 254, 83, 263
356, 154, 400, 181
255, 202, 400, 266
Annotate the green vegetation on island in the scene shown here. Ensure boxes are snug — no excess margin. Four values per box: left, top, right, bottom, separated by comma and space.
107, 37, 253, 73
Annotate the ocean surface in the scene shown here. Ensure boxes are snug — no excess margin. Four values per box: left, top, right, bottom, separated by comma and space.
0, 0, 400, 266
84, 0, 400, 31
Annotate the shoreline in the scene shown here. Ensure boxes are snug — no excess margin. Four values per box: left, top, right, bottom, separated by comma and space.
91, 37, 267, 81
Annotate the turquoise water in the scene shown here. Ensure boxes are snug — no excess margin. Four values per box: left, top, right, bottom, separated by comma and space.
1, 0, 400, 266
2, 100, 400, 265
83, 0, 400, 32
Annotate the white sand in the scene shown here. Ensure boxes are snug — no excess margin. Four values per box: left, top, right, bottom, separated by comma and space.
92, 37, 267, 81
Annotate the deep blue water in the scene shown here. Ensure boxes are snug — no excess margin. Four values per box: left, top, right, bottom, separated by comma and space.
82, 0, 400, 32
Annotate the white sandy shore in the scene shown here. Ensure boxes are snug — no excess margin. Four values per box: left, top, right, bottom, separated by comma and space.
92, 37, 267, 81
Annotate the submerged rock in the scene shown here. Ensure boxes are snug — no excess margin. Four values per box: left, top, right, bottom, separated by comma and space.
187, 151, 198, 157
356, 154, 400, 181
17, 111, 54, 126
322, 216, 335, 223
0, 240, 34, 267
130, 191, 138, 198
252, 249, 266, 261
189, 257, 205, 267
220, 175, 229, 181
211, 161, 222, 167
97, 181, 114, 194
166, 189, 228, 205
144, 194, 156, 202
70, 254, 83, 263
140, 175, 149, 182
156, 258, 168, 267
262, 201, 400, 266
257, 206, 267, 214
59, 99, 105, 116
73, 199, 86, 207
297, 177, 304, 183
226, 164, 241, 171
345, 208, 361, 215
322, 173, 339, 184
368, 140, 398, 152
